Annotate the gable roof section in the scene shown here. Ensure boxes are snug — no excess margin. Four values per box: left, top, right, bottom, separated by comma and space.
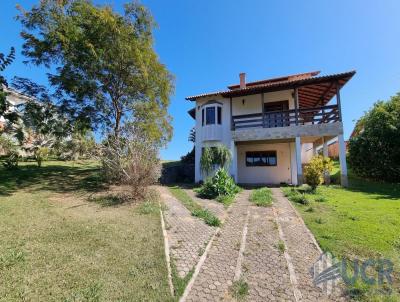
185, 70, 356, 107
227, 71, 320, 90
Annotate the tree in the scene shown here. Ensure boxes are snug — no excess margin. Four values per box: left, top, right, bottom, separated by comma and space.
11, 77, 71, 143
0, 47, 18, 128
348, 93, 400, 182
17, 0, 173, 144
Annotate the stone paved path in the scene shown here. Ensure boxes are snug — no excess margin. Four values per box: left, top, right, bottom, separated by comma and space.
242, 203, 295, 301
184, 189, 226, 221
158, 186, 215, 278
182, 188, 347, 302
185, 190, 251, 301
271, 188, 346, 302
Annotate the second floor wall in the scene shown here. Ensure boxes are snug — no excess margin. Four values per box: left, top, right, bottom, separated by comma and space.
195, 88, 297, 144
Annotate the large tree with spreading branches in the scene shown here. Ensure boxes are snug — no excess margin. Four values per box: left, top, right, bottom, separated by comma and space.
17, 0, 173, 144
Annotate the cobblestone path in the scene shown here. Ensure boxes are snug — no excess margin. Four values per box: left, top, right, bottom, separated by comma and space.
158, 186, 215, 278
271, 188, 346, 302
185, 190, 251, 301
182, 188, 347, 302
242, 203, 296, 301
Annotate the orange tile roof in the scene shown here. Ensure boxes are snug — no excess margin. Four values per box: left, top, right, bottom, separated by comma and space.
186, 70, 355, 101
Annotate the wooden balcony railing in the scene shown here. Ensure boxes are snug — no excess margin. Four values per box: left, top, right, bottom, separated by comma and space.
232, 104, 339, 130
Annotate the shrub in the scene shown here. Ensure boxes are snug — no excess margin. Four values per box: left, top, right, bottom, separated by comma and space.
315, 196, 327, 203
0, 135, 19, 170
348, 93, 400, 182
99, 125, 161, 200
297, 184, 313, 193
290, 192, 310, 205
304, 155, 333, 190
197, 168, 240, 200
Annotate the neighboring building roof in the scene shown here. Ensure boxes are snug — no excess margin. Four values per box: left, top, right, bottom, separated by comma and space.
185, 70, 356, 108
3, 86, 33, 105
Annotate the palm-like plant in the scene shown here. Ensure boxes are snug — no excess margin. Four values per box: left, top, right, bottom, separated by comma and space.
200, 144, 232, 176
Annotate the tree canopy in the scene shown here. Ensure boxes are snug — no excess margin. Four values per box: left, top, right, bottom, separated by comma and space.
17, 0, 174, 145
348, 93, 400, 182
0, 47, 18, 127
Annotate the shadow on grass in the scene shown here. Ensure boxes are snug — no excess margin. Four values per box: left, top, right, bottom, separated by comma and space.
88, 194, 127, 207
0, 161, 106, 197
330, 169, 400, 201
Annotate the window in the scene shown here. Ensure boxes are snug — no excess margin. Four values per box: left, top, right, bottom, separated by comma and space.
201, 104, 222, 126
246, 151, 277, 167
205, 107, 215, 125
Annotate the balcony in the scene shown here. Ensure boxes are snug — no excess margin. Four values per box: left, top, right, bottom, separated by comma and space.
232, 104, 339, 130
231, 105, 342, 142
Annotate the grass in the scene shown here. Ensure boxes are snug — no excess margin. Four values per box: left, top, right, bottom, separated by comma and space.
230, 278, 249, 300
0, 160, 173, 301
170, 258, 194, 298
249, 187, 274, 207
215, 194, 236, 207
282, 173, 400, 300
168, 185, 221, 227
277, 240, 286, 254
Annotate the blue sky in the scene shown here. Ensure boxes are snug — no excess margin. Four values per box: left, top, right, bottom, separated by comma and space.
1, 0, 400, 160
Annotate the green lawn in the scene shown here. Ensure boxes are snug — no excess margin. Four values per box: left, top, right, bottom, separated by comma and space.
283, 174, 400, 300
0, 161, 173, 301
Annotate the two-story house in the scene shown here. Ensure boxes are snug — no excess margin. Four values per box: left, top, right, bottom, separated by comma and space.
187, 70, 355, 187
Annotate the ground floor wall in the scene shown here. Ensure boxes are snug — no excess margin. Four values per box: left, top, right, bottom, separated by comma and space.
236, 142, 297, 185
195, 140, 304, 185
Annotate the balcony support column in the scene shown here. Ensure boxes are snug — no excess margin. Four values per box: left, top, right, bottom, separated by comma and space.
230, 97, 233, 130
294, 88, 299, 125
295, 136, 303, 185
261, 93, 265, 127
338, 134, 348, 187
336, 82, 343, 121
322, 137, 330, 184
230, 140, 238, 183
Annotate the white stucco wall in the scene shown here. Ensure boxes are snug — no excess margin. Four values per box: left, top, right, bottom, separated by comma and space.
232, 90, 294, 116
236, 142, 294, 185
193, 89, 304, 183
301, 143, 314, 163
194, 95, 233, 182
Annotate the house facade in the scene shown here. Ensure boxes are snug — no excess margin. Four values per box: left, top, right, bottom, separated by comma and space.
187, 70, 355, 186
